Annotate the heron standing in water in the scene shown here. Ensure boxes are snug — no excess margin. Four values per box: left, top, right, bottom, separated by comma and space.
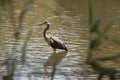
38, 21, 68, 52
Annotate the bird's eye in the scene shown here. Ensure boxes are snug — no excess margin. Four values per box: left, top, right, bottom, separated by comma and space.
44, 21, 48, 23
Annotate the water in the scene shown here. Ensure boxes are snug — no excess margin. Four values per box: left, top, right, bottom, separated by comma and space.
0, 0, 120, 80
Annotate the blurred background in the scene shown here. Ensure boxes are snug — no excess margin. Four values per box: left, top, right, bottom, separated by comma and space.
0, 0, 120, 80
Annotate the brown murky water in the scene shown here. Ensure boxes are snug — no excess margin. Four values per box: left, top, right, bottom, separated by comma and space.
0, 0, 120, 80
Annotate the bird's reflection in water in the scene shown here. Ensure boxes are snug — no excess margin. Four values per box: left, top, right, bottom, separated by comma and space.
43, 51, 68, 76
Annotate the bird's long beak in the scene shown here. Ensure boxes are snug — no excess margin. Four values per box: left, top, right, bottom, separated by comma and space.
38, 21, 50, 26
38, 22, 45, 26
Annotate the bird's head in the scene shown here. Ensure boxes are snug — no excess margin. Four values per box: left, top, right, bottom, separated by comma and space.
38, 21, 50, 25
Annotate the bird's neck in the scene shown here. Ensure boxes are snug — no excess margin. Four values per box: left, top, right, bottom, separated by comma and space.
43, 24, 49, 38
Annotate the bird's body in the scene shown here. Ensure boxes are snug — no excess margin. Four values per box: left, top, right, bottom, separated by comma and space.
40, 21, 68, 52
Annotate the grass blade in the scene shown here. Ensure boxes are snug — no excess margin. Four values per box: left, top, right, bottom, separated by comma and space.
90, 18, 100, 33
99, 17, 115, 39
88, 0, 93, 25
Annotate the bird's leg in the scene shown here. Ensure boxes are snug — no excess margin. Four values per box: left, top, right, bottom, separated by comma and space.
53, 48, 56, 53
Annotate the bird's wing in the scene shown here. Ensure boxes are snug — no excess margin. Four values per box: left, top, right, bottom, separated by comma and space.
50, 36, 63, 43
49, 36, 63, 44
49, 36, 67, 50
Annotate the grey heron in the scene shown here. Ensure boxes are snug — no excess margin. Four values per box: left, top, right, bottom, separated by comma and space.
38, 21, 68, 52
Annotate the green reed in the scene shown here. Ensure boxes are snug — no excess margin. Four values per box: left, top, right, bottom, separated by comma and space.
0, 0, 33, 80
86, 0, 120, 80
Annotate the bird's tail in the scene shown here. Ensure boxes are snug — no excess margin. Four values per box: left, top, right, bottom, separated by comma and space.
65, 47, 68, 51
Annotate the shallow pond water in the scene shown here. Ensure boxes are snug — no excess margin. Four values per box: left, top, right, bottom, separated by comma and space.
0, 0, 120, 80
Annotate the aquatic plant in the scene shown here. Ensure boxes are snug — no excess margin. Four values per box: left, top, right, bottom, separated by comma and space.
0, 0, 33, 80
86, 0, 120, 80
